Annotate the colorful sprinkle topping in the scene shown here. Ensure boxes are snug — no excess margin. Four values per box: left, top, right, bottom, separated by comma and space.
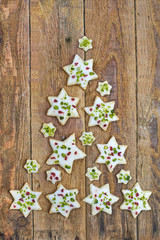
63, 54, 98, 90
86, 166, 101, 181
47, 88, 79, 125
78, 36, 93, 52
46, 167, 61, 185
96, 81, 112, 96
96, 136, 127, 172
116, 169, 132, 184
84, 97, 119, 131
10, 183, 42, 217
79, 131, 95, 146
120, 182, 152, 218
46, 133, 86, 174
41, 122, 56, 138
46, 184, 80, 218
24, 159, 40, 173
83, 184, 119, 215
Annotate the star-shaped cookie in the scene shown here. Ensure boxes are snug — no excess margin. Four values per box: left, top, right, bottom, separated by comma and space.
86, 166, 101, 181
96, 136, 127, 172
116, 169, 132, 184
84, 97, 119, 131
46, 184, 80, 218
79, 131, 95, 146
46, 167, 61, 184
83, 184, 119, 215
63, 54, 98, 90
46, 133, 86, 174
96, 81, 112, 96
41, 122, 56, 138
47, 88, 79, 125
10, 182, 42, 217
24, 159, 40, 173
78, 36, 93, 52
120, 182, 152, 218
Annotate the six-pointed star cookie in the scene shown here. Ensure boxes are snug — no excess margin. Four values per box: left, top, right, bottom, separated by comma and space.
46, 183, 80, 218
96, 81, 112, 96
116, 169, 132, 184
120, 182, 152, 218
47, 88, 79, 125
46, 167, 61, 184
41, 122, 56, 138
79, 131, 95, 146
84, 97, 119, 131
10, 182, 42, 217
86, 166, 101, 181
46, 133, 86, 174
63, 54, 98, 90
96, 136, 127, 172
83, 184, 119, 215
78, 36, 93, 52
24, 159, 40, 173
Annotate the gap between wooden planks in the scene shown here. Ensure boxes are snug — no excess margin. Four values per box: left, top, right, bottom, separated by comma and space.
0, 0, 160, 240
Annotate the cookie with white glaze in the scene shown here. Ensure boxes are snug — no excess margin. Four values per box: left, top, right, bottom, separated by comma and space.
79, 131, 95, 146
46, 167, 61, 184
116, 169, 132, 184
41, 122, 56, 138
78, 36, 93, 52
24, 159, 40, 173
96, 81, 112, 96
86, 166, 101, 181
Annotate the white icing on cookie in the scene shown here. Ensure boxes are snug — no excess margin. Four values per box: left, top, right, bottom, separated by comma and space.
84, 97, 119, 131
116, 169, 132, 184
46, 133, 86, 174
120, 182, 152, 218
79, 132, 95, 146
46, 167, 61, 184
78, 36, 93, 52
24, 159, 40, 173
46, 184, 80, 218
47, 88, 79, 125
41, 122, 56, 137
86, 166, 101, 181
63, 54, 98, 90
96, 136, 127, 172
96, 81, 112, 96
10, 183, 42, 217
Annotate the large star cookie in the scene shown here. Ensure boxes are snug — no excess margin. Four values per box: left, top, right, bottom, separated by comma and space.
47, 88, 79, 125
78, 36, 93, 52
46, 184, 80, 218
120, 182, 152, 218
96, 136, 127, 172
84, 97, 119, 131
46, 133, 86, 174
10, 182, 42, 217
83, 184, 119, 215
63, 54, 98, 90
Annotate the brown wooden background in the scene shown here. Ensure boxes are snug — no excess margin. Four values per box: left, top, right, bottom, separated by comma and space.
0, 0, 160, 239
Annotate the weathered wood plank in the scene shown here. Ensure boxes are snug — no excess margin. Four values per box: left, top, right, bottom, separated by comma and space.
85, 0, 137, 239
0, 0, 31, 239
136, 0, 160, 239
30, 0, 86, 239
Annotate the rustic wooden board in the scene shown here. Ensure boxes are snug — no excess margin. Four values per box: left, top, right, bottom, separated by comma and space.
0, 0, 160, 239
0, 0, 32, 239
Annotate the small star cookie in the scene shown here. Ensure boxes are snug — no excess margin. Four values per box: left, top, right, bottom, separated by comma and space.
46, 167, 61, 184
79, 132, 95, 146
83, 184, 119, 215
78, 36, 93, 52
24, 159, 40, 173
10, 182, 42, 217
96, 136, 127, 172
63, 54, 98, 90
116, 169, 132, 184
96, 81, 112, 96
41, 122, 56, 137
84, 97, 119, 131
86, 166, 101, 181
120, 182, 152, 218
46, 133, 86, 174
47, 88, 79, 125
46, 184, 80, 218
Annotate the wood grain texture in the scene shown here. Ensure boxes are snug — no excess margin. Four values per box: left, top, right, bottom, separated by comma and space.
136, 0, 160, 239
85, 0, 137, 239
30, 0, 86, 239
0, 0, 31, 239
